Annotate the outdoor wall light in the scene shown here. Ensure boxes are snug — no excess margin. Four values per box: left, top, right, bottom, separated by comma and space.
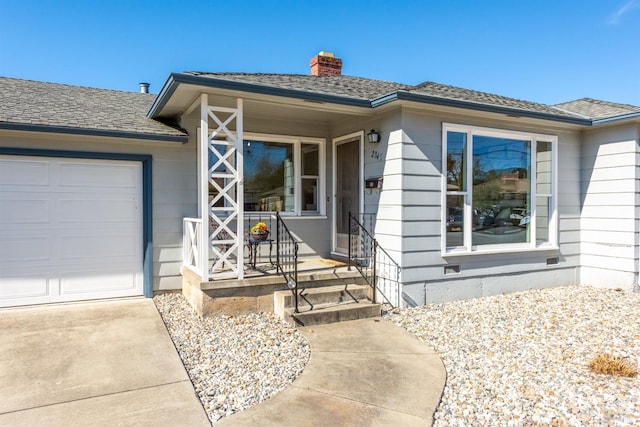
367, 129, 381, 143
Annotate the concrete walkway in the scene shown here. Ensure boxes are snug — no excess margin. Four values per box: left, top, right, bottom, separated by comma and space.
219, 318, 446, 426
0, 299, 210, 427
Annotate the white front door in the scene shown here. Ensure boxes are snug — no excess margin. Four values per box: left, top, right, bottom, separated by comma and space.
333, 133, 362, 254
0, 155, 144, 307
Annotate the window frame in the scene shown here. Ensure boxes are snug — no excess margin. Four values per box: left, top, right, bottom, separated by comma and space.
243, 132, 326, 217
441, 123, 558, 255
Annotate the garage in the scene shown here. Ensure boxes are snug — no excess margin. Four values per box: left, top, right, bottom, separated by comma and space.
0, 155, 144, 307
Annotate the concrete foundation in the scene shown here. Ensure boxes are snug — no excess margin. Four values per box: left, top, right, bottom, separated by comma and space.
181, 266, 365, 317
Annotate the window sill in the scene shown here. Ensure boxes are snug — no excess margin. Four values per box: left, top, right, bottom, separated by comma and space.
442, 245, 559, 257
244, 211, 327, 219
284, 215, 327, 220
245, 212, 327, 220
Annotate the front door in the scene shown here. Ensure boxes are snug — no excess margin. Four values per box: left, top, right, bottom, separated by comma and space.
334, 135, 361, 254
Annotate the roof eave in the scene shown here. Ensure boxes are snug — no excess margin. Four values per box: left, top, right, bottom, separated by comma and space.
371, 91, 593, 125
592, 111, 640, 125
0, 122, 188, 143
148, 73, 372, 119
148, 74, 595, 126
147, 73, 181, 119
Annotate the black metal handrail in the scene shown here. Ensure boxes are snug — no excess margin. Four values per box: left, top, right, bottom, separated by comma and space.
275, 212, 299, 313
348, 212, 401, 307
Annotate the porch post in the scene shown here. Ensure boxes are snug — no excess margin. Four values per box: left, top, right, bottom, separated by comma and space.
202, 96, 245, 280
236, 98, 244, 279
199, 94, 210, 279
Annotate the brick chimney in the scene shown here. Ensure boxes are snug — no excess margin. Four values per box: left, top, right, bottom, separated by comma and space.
310, 51, 342, 76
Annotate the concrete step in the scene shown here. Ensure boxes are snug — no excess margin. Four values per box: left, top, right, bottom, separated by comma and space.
273, 283, 380, 327
274, 284, 370, 315
284, 300, 382, 327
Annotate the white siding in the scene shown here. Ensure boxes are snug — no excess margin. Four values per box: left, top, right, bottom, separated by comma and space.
580, 125, 640, 290
376, 110, 584, 306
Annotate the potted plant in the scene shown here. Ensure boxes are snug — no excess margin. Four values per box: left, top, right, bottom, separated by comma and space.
250, 221, 269, 241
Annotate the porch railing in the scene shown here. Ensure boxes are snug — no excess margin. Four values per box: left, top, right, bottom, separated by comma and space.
348, 212, 401, 307
275, 212, 299, 313
183, 217, 203, 275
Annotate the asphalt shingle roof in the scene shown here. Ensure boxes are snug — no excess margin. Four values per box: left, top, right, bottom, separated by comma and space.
3, 73, 637, 136
182, 72, 586, 120
409, 81, 576, 118
184, 72, 410, 100
0, 76, 186, 140
554, 98, 640, 120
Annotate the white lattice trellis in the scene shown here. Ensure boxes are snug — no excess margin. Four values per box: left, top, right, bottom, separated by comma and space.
198, 95, 244, 280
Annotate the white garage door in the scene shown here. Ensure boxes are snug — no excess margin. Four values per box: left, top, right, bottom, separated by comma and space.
0, 155, 144, 307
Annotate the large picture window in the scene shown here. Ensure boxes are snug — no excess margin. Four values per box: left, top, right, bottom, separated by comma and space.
242, 134, 324, 215
443, 123, 557, 253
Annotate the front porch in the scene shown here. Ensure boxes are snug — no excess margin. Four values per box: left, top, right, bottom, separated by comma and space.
181, 208, 401, 320
175, 86, 401, 322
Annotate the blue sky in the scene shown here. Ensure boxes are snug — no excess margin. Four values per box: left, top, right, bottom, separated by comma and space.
1, 0, 638, 105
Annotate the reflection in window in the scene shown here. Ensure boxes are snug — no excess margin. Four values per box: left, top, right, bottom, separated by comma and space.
446, 195, 465, 247
471, 136, 530, 247
224, 139, 322, 214
444, 125, 556, 252
301, 144, 319, 212
446, 132, 466, 192
243, 141, 294, 212
445, 132, 466, 248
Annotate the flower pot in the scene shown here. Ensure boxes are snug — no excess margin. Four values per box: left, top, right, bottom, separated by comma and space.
251, 232, 269, 242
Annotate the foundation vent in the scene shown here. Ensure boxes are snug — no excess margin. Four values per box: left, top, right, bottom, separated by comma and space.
444, 265, 461, 275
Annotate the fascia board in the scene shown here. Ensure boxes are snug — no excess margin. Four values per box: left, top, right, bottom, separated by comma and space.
147, 73, 181, 118
592, 112, 640, 125
0, 122, 188, 143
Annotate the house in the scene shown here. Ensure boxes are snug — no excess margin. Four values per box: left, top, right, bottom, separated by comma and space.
1, 51, 639, 310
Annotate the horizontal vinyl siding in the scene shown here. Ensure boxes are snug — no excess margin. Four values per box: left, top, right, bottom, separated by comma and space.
374, 122, 406, 258
416, 267, 577, 305
582, 229, 636, 244
395, 111, 582, 306
397, 115, 441, 296
582, 218, 636, 233
580, 129, 639, 290
151, 151, 196, 291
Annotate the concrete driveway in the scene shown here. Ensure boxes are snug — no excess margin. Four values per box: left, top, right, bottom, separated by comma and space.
0, 298, 210, 427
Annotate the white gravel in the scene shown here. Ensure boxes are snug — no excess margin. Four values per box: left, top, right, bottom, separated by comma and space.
385, 285, 640, 426
154, 293, 310, 424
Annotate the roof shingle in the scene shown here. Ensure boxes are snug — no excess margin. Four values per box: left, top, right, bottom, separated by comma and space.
184, 72, 410, 100
181, 72, 588, 120
554, 98, 640, 120
0, 77, 186, 140
409, 81, 578, 118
